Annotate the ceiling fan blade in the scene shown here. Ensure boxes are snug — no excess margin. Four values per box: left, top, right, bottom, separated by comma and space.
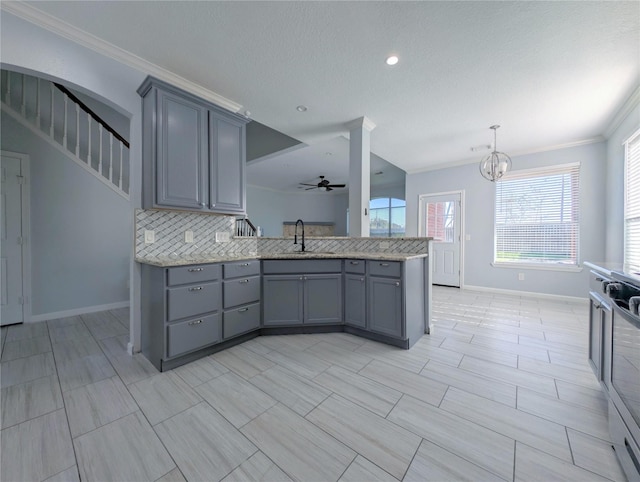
327, 184, 346, 188
300, 183, 318, 186
325, 187, 333, 191
305, 187, 317, 190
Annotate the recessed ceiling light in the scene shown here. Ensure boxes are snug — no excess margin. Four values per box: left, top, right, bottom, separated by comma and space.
296, 105, 308, 112
325, 152, 333, 156
385, 55, 399, 66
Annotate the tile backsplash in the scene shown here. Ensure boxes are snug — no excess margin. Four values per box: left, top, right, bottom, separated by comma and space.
135, 209, 429, 259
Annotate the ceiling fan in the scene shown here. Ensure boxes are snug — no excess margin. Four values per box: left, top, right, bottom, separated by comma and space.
299, 175, 346, 191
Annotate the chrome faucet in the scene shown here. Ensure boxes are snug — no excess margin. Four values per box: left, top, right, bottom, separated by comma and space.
294, 219, 305, 252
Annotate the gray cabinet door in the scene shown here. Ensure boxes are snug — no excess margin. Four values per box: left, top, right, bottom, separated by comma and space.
368, 276, 403, 337
304, 274, 342, 324
156, 89, 208, 209
344, 274, 366, 328
263, 275, 303, 325
209, 112, 246, 213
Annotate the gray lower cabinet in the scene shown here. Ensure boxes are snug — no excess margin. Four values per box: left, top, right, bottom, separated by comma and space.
141, 263, 222, 371
263, 275, 304, 325
304, 275, 343, 324
588, 268, 613, 390
344, 274, 366, 328
222, 260, 261, 339
368, 276, 403, 338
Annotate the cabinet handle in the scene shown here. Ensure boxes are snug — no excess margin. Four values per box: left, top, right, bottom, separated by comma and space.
300, 277, 303, 280
210, 203, 216, 208
240, 263, 250, 267
188, 268, 204, 272
350, 261, 360, 265
239, 279, 250, 284
188, 286, 203, 291
594, 303, 601, 309
200, 202, 206, 207
238, 308, 249, 312
188, 319, 202, 325
360, 278, 364, 282
595, 277, 604, 282
395, 282, 400, 287
380, 263, 390, 267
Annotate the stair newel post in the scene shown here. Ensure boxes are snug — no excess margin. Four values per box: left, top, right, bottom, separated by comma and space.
98, 124, 103, 176
4, 71, 10, 105
21, 74, 26, 117
49, 82, 54, 138
108, 132, 114, 183
87, 112, 92, 166
62, 93, 68, 149
75, 104, 80, 157
119, 142, 124, 190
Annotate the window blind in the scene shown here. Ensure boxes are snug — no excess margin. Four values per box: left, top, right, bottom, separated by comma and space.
625, 129, 640, 271
495, 163, 580, 265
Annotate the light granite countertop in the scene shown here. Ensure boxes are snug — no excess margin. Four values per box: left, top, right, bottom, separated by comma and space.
136, 251, 429, 267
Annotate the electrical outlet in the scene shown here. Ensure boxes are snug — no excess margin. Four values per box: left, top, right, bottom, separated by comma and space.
379, 241, 390, 249
465, 234, 471, 241
144, 230, 155, 244
215, 231, 230, 243
184, 230, 194, 243
518, 273, 525, 281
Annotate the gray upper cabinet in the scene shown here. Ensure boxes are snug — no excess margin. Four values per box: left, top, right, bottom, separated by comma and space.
138, 76, 248, 214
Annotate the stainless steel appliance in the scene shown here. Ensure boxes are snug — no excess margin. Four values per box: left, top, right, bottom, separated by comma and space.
608, 272, 640, 480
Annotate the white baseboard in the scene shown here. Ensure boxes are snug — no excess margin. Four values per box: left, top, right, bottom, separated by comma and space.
30, 301, 130, 322
461, 284, 588, 304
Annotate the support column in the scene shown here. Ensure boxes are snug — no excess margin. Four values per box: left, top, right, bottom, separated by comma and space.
347, 116, 376, 237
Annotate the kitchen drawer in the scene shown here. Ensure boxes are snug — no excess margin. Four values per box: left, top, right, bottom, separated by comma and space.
368, 260, 402, 278
224, 260, 260, 279
589, 270, 611, 295
262, 259, 342, 274
223, 303, 260, 339
167, 313, 221, 358
168, 264, 221, 286
223, 276, 260, 308
167, 281, 221, 321
345, 259, 365, 274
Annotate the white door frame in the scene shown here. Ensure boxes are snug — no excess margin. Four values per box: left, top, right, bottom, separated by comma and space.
418, 189, 465, 289
1, 150, 31, 324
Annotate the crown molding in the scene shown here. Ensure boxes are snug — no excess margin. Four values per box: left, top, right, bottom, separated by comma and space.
1, 1, 243, 113
406, 136, 605, 175
345, 116, 377, 132
603, 84, 640, 139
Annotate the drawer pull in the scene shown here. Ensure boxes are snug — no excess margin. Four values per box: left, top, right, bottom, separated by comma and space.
380, 263, 390, 267
188, 268, 204, 272
239, 279, 250, 284
188, 319, 202, 325
240, 263, 250, 267
188, 286, 203, 291
238, 308, 249, 312
350, 261, 360, 265
361, 278, 364, 282
395, 282, 400, 287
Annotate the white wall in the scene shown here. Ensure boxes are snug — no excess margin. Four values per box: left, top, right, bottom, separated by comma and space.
2, 112, 130, 316
604, 101, 640, 262
406, 142, 607, 298
246, 185, 338, 237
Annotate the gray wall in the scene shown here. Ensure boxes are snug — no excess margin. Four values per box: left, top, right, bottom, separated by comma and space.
605, 102, 640, 262
406, 142, 607, 298
2, 111, 131, 316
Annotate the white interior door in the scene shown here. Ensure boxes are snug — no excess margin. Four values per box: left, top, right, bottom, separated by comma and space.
420, 192, 462, 287
1, 153, 26, 326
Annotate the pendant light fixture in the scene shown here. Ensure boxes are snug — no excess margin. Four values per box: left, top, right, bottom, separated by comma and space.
479, 125, 512, 181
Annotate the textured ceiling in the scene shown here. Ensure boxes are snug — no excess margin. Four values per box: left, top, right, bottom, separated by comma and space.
15, 1, 640, 190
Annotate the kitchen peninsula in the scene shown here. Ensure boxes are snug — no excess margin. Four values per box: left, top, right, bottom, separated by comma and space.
137, 219, 432, 371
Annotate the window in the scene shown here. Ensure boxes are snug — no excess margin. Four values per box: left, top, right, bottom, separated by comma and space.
625, 129, 640, 271
370, 197, 405, 237
424, 201, 456, 242
494, 163, 580, 266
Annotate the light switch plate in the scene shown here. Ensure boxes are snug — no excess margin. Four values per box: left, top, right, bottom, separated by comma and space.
465, 234, 471, 241
144, 230, 155, 244
185, 230, 194, 243
215, 231, 230, 243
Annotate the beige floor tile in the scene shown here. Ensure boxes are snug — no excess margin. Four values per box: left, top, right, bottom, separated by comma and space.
567, 429, 627, 482
441, 387, 573, 462
305, 341, 373, 372
74, 411, 175, 482
313, 365, 401, 417
129, 371, 202, 426
420, 360, 517, 407
518, 335, 585, 355
99, 335, 158, 385
514, 441, 609, 481
548, 349, 593, 373
173, 355, 229, 387
240, 337, 273, 356
264, 346, 331, 378
306, 395, 421, 479
43, 465, 80, 482
5, 321, 48, 342
241, 403, 356, 482
1, 351, 56, 388
213, 344, 276, 379
1, 375, 63, 429
249, 365, 331, 416
1, 409, 75, 482
196, 371, 276, 428
156, 403, 257, 482
339, 456, 398, 482
516, 387, 610, 441
221, 451, 293, 482
312, 332, 368, 352
1, 334, 51, 362
387, 395, 515, 480
64, 376, 138, 437
404, 438, 507, 482
359, 359, 448, 407
440, 338, 518, 367
81, 311, 128, 340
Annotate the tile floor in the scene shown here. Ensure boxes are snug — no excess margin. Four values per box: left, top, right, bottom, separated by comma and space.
0, 287, 629, 481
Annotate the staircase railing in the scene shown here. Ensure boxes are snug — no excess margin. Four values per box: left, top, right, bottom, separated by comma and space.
1, 70, 129, 198
236, 217, 258, 236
